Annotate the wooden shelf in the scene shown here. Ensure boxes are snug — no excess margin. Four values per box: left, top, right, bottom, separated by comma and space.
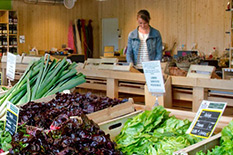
0, 46, 8, 48
0, 34, 7, 37
0, 10, 18, 54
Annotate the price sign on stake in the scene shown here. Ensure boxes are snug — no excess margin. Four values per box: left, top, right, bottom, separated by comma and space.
187, 100, 227, 139
142, 61, 165, 107
6, 52, 16, 81
142, 61, 165, 93
4, 101, 19, 135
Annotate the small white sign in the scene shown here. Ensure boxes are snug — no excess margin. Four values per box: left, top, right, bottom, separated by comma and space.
63, 90, 71, 94
6, 52, 16, 81
142, 61, 165, 94
19, 35, 25, 43
187, 100, 227, 139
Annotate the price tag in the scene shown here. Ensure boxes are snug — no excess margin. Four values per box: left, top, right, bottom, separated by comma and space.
187, 100, 227, 139
63, 89, 71, 94
142, 61, 165, 94
4, 101, 19, 135
6, 52, 16, 81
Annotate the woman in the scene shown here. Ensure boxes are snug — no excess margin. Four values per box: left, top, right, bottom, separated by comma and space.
126, 9, 162, 67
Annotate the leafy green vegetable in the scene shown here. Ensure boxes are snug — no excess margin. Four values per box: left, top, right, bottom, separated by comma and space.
115, 106, 202, 155
196, 120, 233, 155
0, 121, 12, 151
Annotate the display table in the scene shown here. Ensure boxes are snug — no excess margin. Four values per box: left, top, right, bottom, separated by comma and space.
77, 68, 146, 99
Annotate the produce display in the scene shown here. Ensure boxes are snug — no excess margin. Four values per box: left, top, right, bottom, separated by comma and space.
19, 92, 124, 130
0, 56, 86, 118
9, 114, 122, 155
115, 106, 202, 155
197, 120, 233, 155
0, 121, 12, 152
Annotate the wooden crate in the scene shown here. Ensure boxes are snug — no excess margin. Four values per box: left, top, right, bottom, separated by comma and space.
222, 68, 233, 80
159, 76, 233, 113
98, 58, 118, 70
21, 56, 40, 64
187, 65, 215, 79
84, 98, 135, 123
99, 110, 142, 140
19, 94, 135, 124
174, 133, 221, 155
99, 106, 231, 144
83, 58, 101, 70
77, 68, 146, 99
166, 108, 232, 133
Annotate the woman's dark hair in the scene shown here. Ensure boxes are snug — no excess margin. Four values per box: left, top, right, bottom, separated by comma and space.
137, 9, 151, 23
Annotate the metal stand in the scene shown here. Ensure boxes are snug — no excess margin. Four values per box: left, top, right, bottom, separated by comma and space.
7, 78, 12, 87
151, 93, 163, 109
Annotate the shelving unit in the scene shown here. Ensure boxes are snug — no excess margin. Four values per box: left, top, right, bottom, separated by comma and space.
226, 1, 233, 68
0, 10, 18, 56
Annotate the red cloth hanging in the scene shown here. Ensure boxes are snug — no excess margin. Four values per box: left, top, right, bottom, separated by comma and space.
68, 21, 75, 51
81, 19, 87, 59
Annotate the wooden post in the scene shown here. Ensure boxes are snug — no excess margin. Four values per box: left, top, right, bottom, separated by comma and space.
163, 76, 172, 108
2, 68, 7, 85
107, 78, 118, 98
192, 87, 207, 112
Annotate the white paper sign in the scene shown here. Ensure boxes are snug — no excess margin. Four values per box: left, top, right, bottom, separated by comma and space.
142, 61, 165, 94
19, 35, 25, 43
187, 100, 227, 139
6, 52, 16, 81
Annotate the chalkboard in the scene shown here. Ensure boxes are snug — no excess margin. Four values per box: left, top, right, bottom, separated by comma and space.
190, 109, 221, 138
5, 102, 19, 135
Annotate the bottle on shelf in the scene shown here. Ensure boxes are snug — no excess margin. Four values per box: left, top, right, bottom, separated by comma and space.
9, 24, 13, 34
2, 25, 7, 35
0, 25, 2, 34
13, 38, 17, 46
9, 13, 13, 24
13, 25, 17, 34
212, 47, 218, 59
13, 17, 18, 24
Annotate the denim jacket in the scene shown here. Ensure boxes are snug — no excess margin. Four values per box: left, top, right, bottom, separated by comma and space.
126, 26, 162, 65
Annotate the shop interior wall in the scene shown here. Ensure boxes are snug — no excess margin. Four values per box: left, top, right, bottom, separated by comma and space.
98, 0, 230, 56
12, 0, 99, 57
12, 0, 230, 57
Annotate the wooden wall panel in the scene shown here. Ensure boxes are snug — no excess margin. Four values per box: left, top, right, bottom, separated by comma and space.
12, 0, 230, 57
99, 0, 230, 56
12, 0, 99, 57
